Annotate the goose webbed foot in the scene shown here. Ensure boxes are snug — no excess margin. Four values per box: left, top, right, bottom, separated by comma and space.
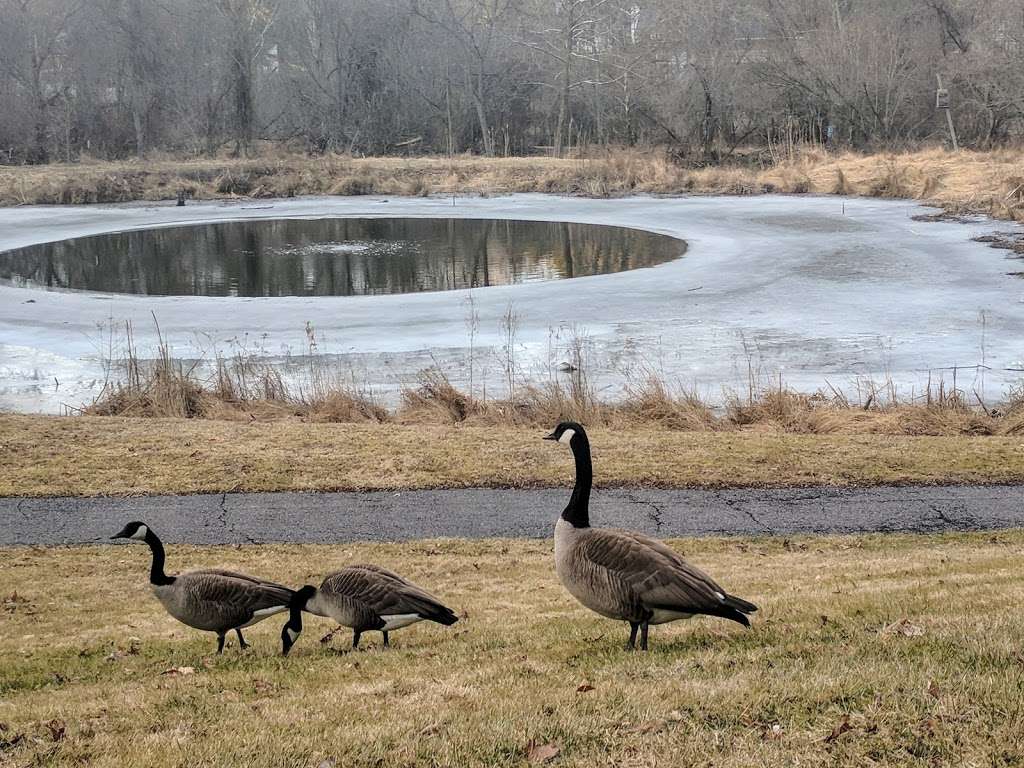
235, 628, 249, 650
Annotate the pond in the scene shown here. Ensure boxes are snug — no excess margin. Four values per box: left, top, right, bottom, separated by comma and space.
0, 217, 685, 297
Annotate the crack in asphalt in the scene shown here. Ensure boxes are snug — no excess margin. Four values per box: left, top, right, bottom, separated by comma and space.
624, 491, 665, 532
930, 504, 957, 528
218, 492, 260, 545
723, 496, 774, 534
928, 503, 978, 530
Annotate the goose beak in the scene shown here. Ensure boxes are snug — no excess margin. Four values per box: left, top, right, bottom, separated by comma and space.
542, 432, 557, 441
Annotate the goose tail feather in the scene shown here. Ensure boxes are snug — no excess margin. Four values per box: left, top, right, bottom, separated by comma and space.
423, 604, 459, 626
723, 594, 758, 614
705, 605, 751, 627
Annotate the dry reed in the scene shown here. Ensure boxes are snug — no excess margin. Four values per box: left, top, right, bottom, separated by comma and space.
2, 145, 1022, 221
83, 332, 1024, 437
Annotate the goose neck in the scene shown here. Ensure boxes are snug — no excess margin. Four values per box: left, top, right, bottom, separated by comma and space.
562, 436, 592, 528
144, 530, 174, 586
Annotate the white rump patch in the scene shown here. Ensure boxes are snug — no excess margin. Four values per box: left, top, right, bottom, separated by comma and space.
252, 606, 287, 617
558, 428, 576, 445
130, 525, 149, 541
381, 613, 423, 630
240, 605, 287, 627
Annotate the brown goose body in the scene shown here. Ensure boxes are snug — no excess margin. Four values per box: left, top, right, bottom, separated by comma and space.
112, 522, 294, 653
282, 565, 458, 653
153, 569, 294, 633
545, 422, 757, 650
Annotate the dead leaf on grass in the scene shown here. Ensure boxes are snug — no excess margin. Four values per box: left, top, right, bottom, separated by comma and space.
824, 715, 852, 744
44, 719, 66, 742
526, 741, 561, 763
161, 666, 195, 677
881, 619, 925, 637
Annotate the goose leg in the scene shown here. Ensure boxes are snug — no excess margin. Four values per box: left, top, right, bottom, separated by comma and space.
352, 631, 362, 649
216, 632, 226, 654
382, 631, 390, 648
626, 622, 639, 651
235, 628, 249, 650
639, 621, 649, 651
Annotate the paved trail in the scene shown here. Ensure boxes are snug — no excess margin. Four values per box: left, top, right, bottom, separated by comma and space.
2, 485, 1022, 546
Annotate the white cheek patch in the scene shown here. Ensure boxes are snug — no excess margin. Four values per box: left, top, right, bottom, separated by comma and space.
130, 525, 149, 541
286, 628, 299, 642
558, 429, 576, 445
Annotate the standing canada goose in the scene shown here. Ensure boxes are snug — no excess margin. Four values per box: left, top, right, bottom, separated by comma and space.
111, 521, 294, 654
281, 564, 458, 656
544, 422, 757, 650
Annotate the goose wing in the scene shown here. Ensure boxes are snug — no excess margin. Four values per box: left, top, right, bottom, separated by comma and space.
179, 570, 294, 628
576, 530, 740, 618
201, 568, 294, 594
325, 566, 457, 625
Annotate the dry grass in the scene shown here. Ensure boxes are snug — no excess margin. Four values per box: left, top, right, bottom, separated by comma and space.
81, 343, 1024, 438
2, 414, 1024, 497
1, 146, 1022, 221
2, 532, 1024, 767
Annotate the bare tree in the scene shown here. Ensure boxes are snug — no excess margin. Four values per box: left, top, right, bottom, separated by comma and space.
0, 0, 1021, 163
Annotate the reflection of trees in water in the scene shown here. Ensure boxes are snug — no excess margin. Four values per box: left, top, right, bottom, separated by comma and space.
0, 218, 684, 297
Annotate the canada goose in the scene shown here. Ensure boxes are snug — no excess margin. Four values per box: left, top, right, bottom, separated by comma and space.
281, 564, 458, 656
111, 521, 294, 654
544, 422, 757, 650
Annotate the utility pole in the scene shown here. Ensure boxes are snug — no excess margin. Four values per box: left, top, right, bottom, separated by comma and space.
935, 74, 959, 151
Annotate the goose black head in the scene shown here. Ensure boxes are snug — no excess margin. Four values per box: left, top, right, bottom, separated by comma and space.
111, 521, 151, 542
543, 421, 587, 447
281, 584, 317, 657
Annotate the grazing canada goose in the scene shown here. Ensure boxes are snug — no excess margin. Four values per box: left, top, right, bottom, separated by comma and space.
281, 564, 458, 656
111, 521, 294, 654
544, 422, 757, 650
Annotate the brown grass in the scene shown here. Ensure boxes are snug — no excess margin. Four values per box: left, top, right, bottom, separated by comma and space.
2, 532, 1024, 767
2, 146, 1022, 221
82, 346, 1024, 439
2, 414, 1024, 497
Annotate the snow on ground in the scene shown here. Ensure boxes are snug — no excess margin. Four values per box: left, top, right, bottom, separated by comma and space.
1, 194, 1022, 414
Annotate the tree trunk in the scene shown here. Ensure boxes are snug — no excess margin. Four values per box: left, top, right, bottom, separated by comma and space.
132, 105, 146, 157
469, 69, 493, 156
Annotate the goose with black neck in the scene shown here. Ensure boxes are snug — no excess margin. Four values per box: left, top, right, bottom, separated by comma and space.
280, 564, 458, 656
111, 521, 295, 654
544, 422, 758, 650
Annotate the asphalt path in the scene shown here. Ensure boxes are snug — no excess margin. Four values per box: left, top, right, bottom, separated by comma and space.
2, 485, 1022, 546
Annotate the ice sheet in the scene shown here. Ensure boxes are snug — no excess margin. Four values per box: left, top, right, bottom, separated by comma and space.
1, 194, 1022, 413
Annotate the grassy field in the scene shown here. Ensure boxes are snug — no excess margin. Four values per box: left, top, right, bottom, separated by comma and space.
3, 415, 1024, 496
2, 532, 1023, 767
1, 147, 1022, 222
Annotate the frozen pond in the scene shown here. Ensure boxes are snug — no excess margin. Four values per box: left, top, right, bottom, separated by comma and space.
0, 217, 683, 297
0, 193, 1022, 413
